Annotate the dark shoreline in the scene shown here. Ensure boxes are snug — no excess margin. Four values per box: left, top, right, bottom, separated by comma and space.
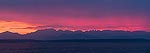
0, 39, 150, 43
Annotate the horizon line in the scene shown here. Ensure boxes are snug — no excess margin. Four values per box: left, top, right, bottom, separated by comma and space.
0, 28, 149, 35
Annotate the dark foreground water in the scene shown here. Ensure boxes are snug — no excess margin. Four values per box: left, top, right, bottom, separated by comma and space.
0, 42, 150, 53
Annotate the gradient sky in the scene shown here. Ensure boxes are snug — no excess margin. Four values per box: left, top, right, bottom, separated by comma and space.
0, 0, 150, 34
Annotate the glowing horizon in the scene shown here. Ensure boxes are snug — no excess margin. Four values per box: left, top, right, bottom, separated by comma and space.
0, 17, 149, 34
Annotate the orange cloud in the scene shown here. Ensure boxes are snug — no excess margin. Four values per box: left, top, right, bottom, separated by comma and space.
0, 21, 36, 34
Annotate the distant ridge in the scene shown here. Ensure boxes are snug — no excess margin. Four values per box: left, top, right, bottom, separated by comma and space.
0, 39, 150, 43
0, 29, 150, 40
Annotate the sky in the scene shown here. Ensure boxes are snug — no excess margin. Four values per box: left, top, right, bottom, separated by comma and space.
0, 0, 150, 34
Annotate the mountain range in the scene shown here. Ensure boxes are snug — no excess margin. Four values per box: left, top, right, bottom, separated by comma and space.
0, 29, 150, 40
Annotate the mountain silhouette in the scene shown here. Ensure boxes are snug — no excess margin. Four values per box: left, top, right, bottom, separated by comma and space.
0, 31, 23, 39
0, 29, 150, 40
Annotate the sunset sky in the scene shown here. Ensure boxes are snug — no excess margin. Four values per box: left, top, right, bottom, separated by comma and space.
0, 0, 150, 34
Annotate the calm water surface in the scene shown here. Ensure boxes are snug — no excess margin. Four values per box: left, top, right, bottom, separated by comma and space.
0, 42, 150, 53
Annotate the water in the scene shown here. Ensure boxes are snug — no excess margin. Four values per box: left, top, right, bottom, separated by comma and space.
0, 42, 150, 53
